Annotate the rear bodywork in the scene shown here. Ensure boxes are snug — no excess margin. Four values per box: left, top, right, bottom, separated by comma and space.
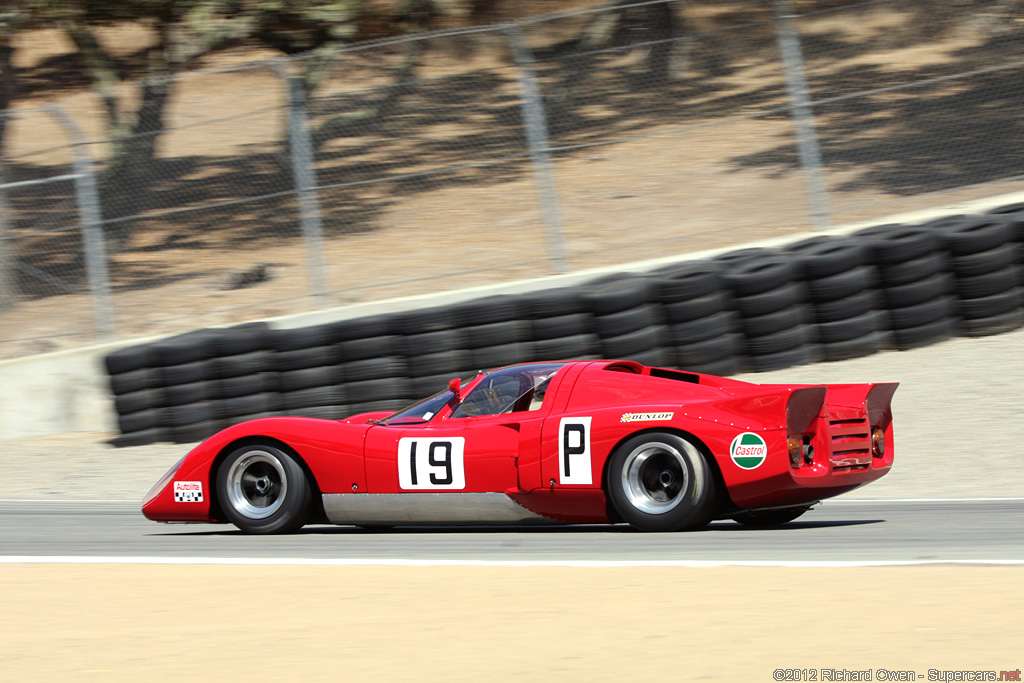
142, 360, 897, 526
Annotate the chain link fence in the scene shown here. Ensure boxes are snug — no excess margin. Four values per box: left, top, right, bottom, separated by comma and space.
2, 0, 1024, 359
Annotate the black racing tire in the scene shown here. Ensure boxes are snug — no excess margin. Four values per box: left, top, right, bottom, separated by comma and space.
110, 427, 172, 448
160, 360, 215, 386
601, 326, 668, 358
887, 297, 953, 329
270, 324, 336, 352
464, 321, 526, 348
346, 377, 414, 403
530, 313, 595, 340
165, 381, 214, 407
595, 305, 661, 338
623, 347, 673, 368
739, 307, 803, 338
582, 277, 652, 315
222, 392, 281, 418
216, 444, 313, 534
806, 267, 876, 303
950, 246, 1016, 277
882, 273, 952, 309
292, 405, 350, 420
891, 317, 955, 350
606, 432, 717, 532
815, 310, 882, 343
340, 357, 408, 383
877, 251, 946, 286
450, 295, 522, 328
278, 367, 338, 392
470, 342, 529, 369
105, 345, 154, 376
958, 309, 1024, 337
213, 351, 273, 378
820, 331, 886, 362
118, 408, 166, 434
519, 288, 586, 318
684, 355, 741, 377
721, 257, 794, 297
284, 386, 347, 410
744, 326, 810, 356
109, 368, 160, 396
810, 291, 877, 324
151, 330, 219, 366
731, 506, 810, 527
529, 334, 600, 360
401, 329, 464, 356
958, 289, 1021, 319
167, 401, 224, 427
955, 266, 1020, 300
734, 283, 805, 318
674, 333, 743, 366
338, 335, 400, 362
669, 311, 741, 345
784, 237, 866, 280
406, 349, 467, 377
867, 227, 938, 263
747, 345, 813, 372
114, 388, 166, 415
649, 261, 722, 301
662, 292, 731, 323
171, 419, 225, 444
328, 314, 393, 342
214, 323, 271, 356
937, 216, 1012, 255
391, 306, 454, 335
219, 373, 276, 399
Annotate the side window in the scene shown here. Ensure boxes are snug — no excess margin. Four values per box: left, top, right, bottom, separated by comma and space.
450, 365, 562, 419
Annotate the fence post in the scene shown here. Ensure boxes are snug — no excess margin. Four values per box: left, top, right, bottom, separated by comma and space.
272, 62, 331, 308
504, 24, 569, 274
773, 0, 831, 230
47, 104, 117, 340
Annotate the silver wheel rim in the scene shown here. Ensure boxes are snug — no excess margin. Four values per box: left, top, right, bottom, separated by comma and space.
621, 441, 691, 514
225, 450, 288, 520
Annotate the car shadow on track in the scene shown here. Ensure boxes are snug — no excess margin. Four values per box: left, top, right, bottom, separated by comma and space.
151, 518, 884, 537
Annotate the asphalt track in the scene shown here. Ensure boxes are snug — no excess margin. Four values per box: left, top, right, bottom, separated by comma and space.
1, 498, 1022, 564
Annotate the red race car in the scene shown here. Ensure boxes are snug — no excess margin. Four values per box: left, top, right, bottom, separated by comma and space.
142, 360, 898, 533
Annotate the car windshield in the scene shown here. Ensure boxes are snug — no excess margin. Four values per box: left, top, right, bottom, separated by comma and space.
450, 363, 566, 418
379, 389, 459, 425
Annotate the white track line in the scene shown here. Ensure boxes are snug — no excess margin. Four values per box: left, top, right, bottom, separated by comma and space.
1, 556, 1023, 567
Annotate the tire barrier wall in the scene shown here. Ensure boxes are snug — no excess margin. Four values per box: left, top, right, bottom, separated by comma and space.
105, 208, 1024, 446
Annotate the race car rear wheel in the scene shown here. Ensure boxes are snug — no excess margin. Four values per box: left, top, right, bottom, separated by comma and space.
217, 443, 312, 534
607, 432, 716, 532
730, 506, 809, 527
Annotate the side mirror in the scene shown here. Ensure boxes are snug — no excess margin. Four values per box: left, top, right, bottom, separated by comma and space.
447, 377, 461, 398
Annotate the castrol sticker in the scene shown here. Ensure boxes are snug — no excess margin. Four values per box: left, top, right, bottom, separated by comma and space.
173, 481, 204, 503
729, 433, 768, 470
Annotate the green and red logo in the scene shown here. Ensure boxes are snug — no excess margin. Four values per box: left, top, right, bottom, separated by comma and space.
730, 432, 768, 470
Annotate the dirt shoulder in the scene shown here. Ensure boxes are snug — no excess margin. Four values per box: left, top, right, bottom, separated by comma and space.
2, 565, 1020, 681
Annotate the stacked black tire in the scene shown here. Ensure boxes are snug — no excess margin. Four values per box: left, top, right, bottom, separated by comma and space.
784, 237, 886, 361
582, 276, 673, 368
716, 249, 815, 372
853, 225, 955, 350
520, 288, 601, 361
106, 324, 279, 447
928, 215, 1023, 337
648, 261, 743, 375
106, 209, 1024, 447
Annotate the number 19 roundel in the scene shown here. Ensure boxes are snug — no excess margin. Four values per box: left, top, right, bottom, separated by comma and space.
398, 437, 466, 490
558, 417, 592, 485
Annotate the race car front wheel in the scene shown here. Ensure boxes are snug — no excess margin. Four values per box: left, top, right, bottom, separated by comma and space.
217, 443, 312, 534
607, 432, 717, 531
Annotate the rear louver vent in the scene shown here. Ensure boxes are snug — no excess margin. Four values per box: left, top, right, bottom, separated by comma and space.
828, 415, 871, 470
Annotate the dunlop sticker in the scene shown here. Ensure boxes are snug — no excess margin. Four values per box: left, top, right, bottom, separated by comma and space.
620, 412, 674, 423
